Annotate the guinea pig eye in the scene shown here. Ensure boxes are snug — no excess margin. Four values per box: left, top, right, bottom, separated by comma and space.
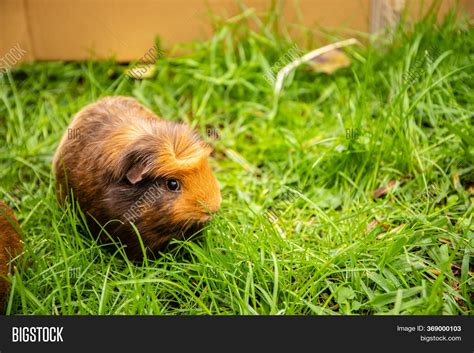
166, 179, 180, 192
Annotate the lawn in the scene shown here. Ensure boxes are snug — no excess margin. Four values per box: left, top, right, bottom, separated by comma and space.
0, 7, 472, 315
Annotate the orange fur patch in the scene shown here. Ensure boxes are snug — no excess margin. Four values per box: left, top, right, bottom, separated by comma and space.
153, 122, 213, 177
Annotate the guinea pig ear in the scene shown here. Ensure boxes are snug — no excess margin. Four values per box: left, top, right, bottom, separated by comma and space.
126, 162, 151, 184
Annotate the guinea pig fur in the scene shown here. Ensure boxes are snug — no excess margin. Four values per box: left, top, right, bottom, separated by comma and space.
0, 201, 23, 311
53, 96, 221, 259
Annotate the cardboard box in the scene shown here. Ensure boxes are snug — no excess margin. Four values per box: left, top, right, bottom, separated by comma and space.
0, 0, 472, 67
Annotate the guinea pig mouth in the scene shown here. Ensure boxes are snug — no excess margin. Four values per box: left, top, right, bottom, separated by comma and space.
200, 215, 212, 223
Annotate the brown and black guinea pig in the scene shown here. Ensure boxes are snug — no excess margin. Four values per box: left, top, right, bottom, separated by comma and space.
0, 201, 23, 311
53, 96, 221, 260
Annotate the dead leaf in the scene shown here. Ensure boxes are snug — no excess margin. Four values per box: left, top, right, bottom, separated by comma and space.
388, 224, 406, 234
308, 49, 351, 74
366, 219, 390, 234
373, 180, 397, 198
372, 176, 411, 198
366, 219, 379, 233
453, 172, 461, 191
376, 223, 404, 240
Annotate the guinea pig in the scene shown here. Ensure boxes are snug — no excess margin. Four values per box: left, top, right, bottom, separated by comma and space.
53, 96, 221, 260
0, 201, 23, 311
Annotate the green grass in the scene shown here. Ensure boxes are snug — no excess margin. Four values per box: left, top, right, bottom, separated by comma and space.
0, 6, 472, 315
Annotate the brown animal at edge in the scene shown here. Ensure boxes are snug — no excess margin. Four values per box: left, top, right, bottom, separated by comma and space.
0, 201, 23, 311
53, 96, 221, 260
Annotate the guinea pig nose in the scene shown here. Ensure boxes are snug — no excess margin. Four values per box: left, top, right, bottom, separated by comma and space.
198, 198, 220, 215
207, 204, 220, 215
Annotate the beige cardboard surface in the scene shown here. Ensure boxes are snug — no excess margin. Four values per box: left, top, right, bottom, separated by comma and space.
0, 0, 34, 64
0, 0, 472, 66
